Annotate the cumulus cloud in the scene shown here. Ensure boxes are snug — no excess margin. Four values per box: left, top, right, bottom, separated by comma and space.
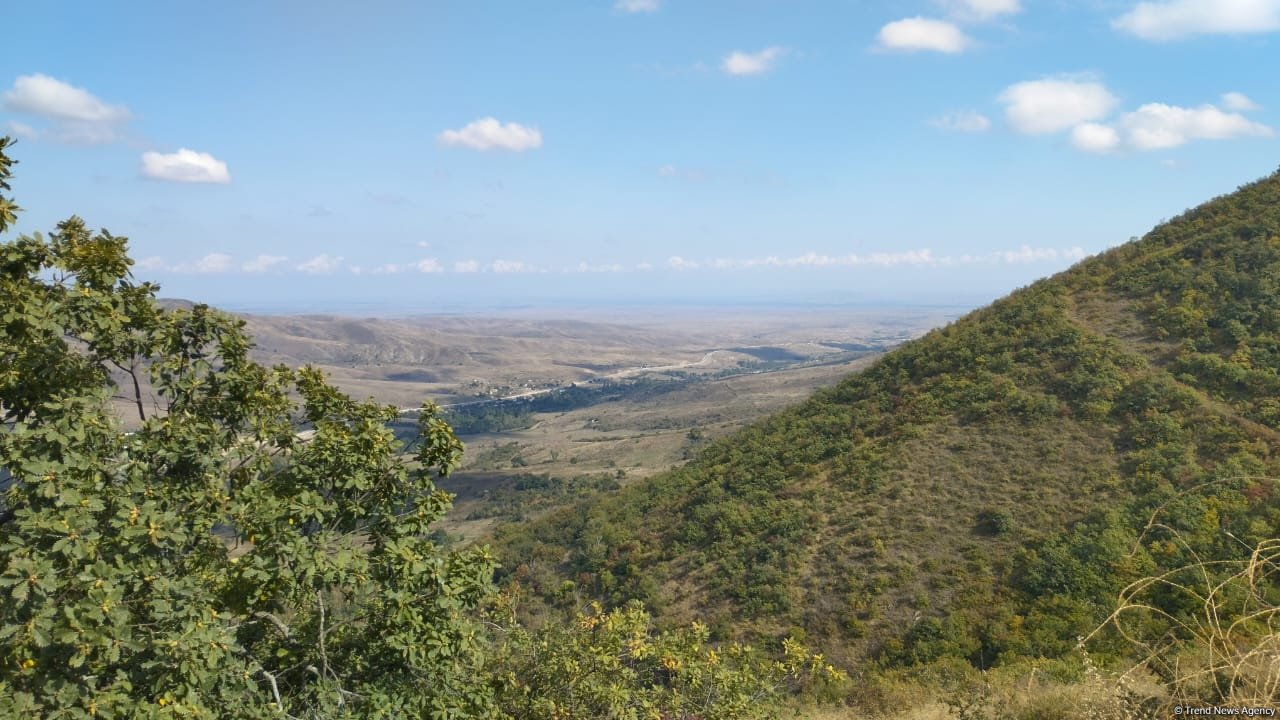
3, 74, 133, 144
1119, 103, 1273, 149
296, 254, 343, 274
134, 256, 167, 272
943, 0, 1022, 21
415, 258, 444, 273
998, 77, 1273, 154
998, 78, 1119, 134
242, 255, 289, 273
3, 73, 130, 123
615, 0, 659, 12
437, 117, 542, 152
140, 149, 232, 184
1113, 0, 1280, 40
1070, 123, 1122, 153
454, 260, 480, 273
877, 17, 973, 53
1222, 91, 1261, 111
930, 110, 992, 132
721, 47, 787, 75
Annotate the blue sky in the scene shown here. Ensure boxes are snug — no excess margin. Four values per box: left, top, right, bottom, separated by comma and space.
3, 0, 1278, 311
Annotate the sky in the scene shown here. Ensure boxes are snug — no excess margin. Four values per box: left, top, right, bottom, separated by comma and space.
2, 0, 1278, 313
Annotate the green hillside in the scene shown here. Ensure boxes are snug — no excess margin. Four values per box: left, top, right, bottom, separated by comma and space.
494, 170, 1280, 671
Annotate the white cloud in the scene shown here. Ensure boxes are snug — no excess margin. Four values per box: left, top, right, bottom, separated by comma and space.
667, 247, 1089, 271
930, 110, 992, 132
491, 259, 535, 274
876, 17, 973, 53
615, 0, 659, 12
3, 74, 132, 145
998, 79, 1119, 134
416, 240, 432, 248
997, 245, 1086, 263
437, 117, 542, 152
242, 255, 289, 273
164, 253, 234, 274
1119, 102, 1273, 150
454, 260, 480, 273
140, 149, 232, 184
3, 74, 130, 123
415, 258, 444, 273
658, 164, 677, 177
998, 80, 1273, 154
135, 256, 166, 272
1222, 91, 1261, 111
671, 250, 945, 270
943, 0, 1022, 21
297, 254, 343, 274
349, 264, 403, 276
196, 254, 234, 273
1113, 0, 1280, 40
635, 261, 654, 271
1070, 123, 1122, 153
721, 47, 786, 75
864, 250, 940, 266
572, 261, 626, 273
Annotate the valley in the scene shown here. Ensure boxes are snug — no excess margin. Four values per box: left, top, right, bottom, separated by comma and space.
241, 305, 960, 540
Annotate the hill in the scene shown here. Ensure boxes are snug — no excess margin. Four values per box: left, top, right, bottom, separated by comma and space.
492, 170, 1280, 673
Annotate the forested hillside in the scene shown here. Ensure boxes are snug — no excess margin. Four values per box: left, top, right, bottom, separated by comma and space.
495, 169, 1280, 673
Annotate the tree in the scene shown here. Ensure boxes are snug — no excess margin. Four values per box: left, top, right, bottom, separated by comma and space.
0, 138, 840, 719
492, 601, 844, 720
0, 137, 496, 718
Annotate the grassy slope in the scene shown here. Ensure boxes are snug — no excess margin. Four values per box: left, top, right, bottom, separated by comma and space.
492, 171, 1280, 671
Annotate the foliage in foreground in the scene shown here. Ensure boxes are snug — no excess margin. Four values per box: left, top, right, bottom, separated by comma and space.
1091, 532, 1280, 713
0, 136, 836, 718
494, 600, 844, 720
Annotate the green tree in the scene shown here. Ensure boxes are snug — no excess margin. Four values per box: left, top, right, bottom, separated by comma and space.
0, 138, 839, 719
492, 601, 844, 720
0, 138, 496, 718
